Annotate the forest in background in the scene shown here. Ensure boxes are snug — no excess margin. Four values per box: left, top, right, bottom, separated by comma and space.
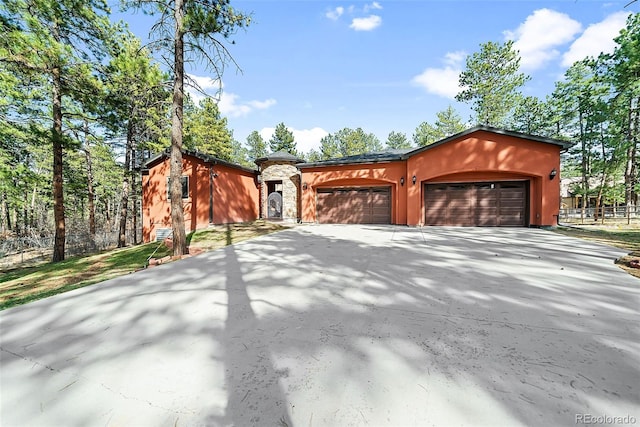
0, 1, 638, 261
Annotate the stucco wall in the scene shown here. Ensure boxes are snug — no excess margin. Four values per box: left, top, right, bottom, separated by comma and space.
300, 162, 407, 224
212, 164, 260, 224
406, 131, 561, 226
142, 155, 259, 243
301, 131, 562, 226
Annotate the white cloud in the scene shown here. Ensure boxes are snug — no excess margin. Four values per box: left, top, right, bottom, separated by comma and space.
188, 75, 220, 92
504, 8, 582, 71
259, 126, 329, 154
185, 73, 276, 118
326, 6, 344, 21
561, 11, 630, 67
364, 2, 382, 12
443, 50, 466, 66
350, 15, 382, 31
185, 75, 221, 105
219, 93, 276, 118
412, 51, 466, 99
247, 99, 277, 110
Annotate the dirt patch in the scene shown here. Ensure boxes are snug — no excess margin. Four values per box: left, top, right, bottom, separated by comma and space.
615, 255, 640, 279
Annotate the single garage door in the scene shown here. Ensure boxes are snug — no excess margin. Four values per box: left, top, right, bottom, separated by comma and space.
425, 181, 527, 226
317, 187, 391, 224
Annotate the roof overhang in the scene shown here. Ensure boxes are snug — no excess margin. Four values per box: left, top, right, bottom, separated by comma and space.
400, 125, 574, 159
143, 148, 258, 174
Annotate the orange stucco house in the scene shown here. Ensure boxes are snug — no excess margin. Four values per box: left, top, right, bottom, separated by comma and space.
142, 150, 260, 242
142, 126, 572, 242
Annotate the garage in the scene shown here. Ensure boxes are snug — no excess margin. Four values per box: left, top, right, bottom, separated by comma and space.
424, 181, 527, 226
317, 187, 391, 224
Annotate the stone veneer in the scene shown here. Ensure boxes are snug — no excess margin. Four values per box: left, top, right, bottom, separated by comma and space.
259, 161, 301, 222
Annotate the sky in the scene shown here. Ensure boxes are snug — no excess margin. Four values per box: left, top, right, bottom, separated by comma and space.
114, 1, 635, 155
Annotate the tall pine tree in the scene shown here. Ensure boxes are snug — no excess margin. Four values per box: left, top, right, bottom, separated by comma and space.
1, 0, 112, 261
123, 0, 251, 256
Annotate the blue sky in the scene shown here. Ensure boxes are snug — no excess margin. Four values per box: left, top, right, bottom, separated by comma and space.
116, 1, 634, 155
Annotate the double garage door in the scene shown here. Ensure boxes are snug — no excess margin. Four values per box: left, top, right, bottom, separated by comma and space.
317, 187, 390, 224
425, 181, 527, 226
314, 182, 526, 226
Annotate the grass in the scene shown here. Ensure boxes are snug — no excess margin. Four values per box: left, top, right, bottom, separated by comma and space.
552, 224, 640, 279
0, 221, 286, 311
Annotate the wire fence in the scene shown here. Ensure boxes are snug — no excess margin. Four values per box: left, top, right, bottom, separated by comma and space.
0, 229, 141, 269
559, 206, 640, 225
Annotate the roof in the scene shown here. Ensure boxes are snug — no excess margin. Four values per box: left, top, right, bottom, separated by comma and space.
254, 151, 305, 165
298, 148, 413, 168
143, 148, 258, 174
400, 125, 574, 159
298, 126, 574, 169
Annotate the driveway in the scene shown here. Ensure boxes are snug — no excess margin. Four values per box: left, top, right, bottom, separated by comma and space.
1, 225, 639, 426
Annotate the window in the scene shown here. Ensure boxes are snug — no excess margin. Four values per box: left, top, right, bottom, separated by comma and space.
167, 176, 189, 199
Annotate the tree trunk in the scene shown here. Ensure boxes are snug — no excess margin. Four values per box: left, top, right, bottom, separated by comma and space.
170, 0, 187, 256
594, 124, 608, 222
118, 123, 133, 248
131, 148, 139, 245
579, 111, 589, 222
632, 96, 639, 208
30, 185, 37, 230
0, 192, 6, 234
624, 96, 638, 209
22, 191, 28, 235
105, 198, 110, 231
85, 147, 96, 236
83, 121, 96, 238
52, 50, 65, 262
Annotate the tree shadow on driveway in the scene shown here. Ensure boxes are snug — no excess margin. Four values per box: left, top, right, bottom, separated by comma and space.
1, 225, 638, 426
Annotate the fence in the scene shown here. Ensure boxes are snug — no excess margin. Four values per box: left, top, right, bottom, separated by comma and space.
0, 229, 140, 269
559, 206, 640, 225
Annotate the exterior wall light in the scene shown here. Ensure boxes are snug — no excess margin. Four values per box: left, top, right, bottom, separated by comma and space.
549, 169, 557, 180
400, 177, 405, 186
302, 182, 308, 190
412, 175, 417, 185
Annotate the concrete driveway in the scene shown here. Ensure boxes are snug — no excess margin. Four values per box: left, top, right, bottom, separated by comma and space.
1, 225, 639, 426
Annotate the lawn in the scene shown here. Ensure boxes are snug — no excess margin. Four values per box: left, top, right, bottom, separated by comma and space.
0, 221, 286, 310
552, 224, 640, 279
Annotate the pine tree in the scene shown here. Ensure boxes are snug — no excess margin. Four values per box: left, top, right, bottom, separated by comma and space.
123, 0, 251, 256
385, 131, 412, 149
184, 97, 234, 160
269, 122, 297, 154
456, 41, 530, 127
246, 130, 267, 161
1, 0, 112, 261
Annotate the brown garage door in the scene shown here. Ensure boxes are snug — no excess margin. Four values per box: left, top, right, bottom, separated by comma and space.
317, 187, 391, 224
425, 182, 527, 226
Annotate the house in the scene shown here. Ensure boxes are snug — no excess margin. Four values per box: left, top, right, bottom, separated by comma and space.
142, 150, 260, 242
560, 175, 624, 210
141, 126, 572, 242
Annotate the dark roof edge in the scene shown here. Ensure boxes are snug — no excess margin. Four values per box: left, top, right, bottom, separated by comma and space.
143, 148, 258, 174
298, 155, 403, 168
401, 125, 574, 159
254, 151, 305, 165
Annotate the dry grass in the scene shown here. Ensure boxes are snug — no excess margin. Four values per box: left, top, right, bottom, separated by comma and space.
0, 221, 287, 310
553, 224, 640, 279
188, 221, 287, 251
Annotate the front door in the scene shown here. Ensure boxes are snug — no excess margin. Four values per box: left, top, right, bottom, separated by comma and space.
267, 181, 283, 219
267, 191, 282, 218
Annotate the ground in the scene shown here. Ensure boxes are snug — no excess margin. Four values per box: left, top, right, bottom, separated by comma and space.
1, 225, 638, 426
